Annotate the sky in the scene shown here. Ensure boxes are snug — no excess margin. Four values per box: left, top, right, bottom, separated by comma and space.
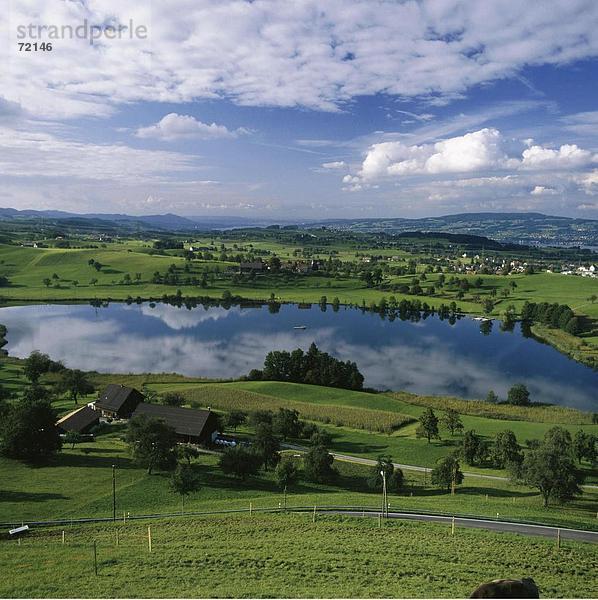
1, 0, 598, 220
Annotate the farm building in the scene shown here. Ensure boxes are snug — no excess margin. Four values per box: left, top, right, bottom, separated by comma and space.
56, 406, 100, 434
94, 384, 144, 419
239, 261, 265, 273
131, 402, 219, 445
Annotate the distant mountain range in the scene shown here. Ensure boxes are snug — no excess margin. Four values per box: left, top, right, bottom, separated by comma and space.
0, 207, 597, 247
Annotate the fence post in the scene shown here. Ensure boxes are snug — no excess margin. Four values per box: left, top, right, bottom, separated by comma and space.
116, 530, 119, 547
451, 516, 455, 535
249, 502, 253, 516
556, 529, 561, 550
312, 505, 316, 523
62, 530, 65, 545
378, 513, 381, 528
148, 526, 152, 553
93, 541, 98, 576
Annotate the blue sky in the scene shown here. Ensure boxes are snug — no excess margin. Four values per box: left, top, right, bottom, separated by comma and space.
1, 0, 598, 219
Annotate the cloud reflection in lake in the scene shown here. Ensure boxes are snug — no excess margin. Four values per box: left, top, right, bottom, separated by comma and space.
0, 302, 596, 410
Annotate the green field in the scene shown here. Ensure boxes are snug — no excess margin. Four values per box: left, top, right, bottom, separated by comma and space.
0, 513, 596, 598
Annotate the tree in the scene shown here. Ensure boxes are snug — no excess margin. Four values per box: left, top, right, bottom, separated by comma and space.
416, 408, 440, 443
55, 369, 94, 405
125, 416, 177, 474
275, 457, 299, 490
367, 455, 404, 493
218, 446, 261, 480
43, 278, 51, 288
227, 410, 247, 431
507, 383, 530, 406
272, 408, 301, 440
309, 429, 332, 448
170, 463, 200, 511
461, 430, 486, 465
431, 455, 464, 492
0, 394, 62, 462
249, 410, 274, 428
442, 409, 463, 436
304, 444, 337, 483
515, 440, 582, 507
161, 392, 185, 407
64, 430, 82, 450
486, 390, 499, 404
23, 350, 51, 383
253, 423, 281, 471
177, 444, 200, 465
543, 426, 572, 451
491, 430, 523, 469
573, 430, 597, 465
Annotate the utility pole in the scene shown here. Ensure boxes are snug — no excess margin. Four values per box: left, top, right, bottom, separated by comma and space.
112, 464, 116, 521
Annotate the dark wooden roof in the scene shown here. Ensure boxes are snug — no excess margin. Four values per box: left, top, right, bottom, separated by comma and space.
96, 384, 143, 412
56, 406, 99, 433
132, 402, 217, 438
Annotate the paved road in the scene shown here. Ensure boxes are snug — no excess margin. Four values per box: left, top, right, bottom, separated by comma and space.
329, 510, 598, 544
284, 444, 598, 489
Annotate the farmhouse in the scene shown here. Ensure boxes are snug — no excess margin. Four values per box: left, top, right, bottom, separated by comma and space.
56, 406, 100, 434
94, 384, 144, 419
239, 261, 265, 274
132, 402, 219, 445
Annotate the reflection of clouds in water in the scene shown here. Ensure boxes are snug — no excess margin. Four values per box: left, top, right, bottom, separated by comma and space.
0, 305, 594, 410
325, 340, 592, 409
128, 303, 243, 331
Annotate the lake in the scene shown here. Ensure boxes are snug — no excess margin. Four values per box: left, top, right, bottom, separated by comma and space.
0, 302, 596, 410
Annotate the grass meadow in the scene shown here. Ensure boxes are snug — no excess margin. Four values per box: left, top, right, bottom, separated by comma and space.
0, 513, 596, 598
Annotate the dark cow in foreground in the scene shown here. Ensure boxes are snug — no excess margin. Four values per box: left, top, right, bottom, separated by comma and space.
470, 577, 539, 598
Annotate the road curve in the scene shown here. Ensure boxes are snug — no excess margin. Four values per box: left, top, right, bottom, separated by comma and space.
328, 510, 598, 544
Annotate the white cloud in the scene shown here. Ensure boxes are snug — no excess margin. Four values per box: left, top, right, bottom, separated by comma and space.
521, 144, 596, 170
359, 128, 512, 180
352, 128, 598, 186
136, 113, 246, 141
579, 170, 598, 194
3, 0, 598, 118
530, 185, 558, 195
0, 125, 197, 181
321, 161, 346, 169
562, 111, 598, 136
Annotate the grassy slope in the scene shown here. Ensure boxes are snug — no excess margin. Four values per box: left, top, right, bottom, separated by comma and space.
151, 380, 598, 483
0, 513, 596, 598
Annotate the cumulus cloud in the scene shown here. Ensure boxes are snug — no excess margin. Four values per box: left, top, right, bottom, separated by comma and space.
359, 128, 512, 180
136, 113, 246, 141
3, 0, 598, 118
351, 129, 598, 186
521, 144, 596, 170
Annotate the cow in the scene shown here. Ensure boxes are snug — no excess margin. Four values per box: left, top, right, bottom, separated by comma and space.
469, 577, 540, 598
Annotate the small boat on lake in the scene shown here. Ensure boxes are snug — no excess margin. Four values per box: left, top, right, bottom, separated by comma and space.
293, 325, 307, 330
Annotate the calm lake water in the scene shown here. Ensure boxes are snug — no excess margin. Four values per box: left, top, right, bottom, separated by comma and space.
0, 302, 596, 410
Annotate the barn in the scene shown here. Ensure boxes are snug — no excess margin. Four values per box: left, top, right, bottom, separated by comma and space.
131, 402, 219, 445
95, 384, 144, 419
56, 406, 100, 434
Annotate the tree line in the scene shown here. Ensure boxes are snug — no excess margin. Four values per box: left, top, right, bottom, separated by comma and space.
245, 343, 364, 391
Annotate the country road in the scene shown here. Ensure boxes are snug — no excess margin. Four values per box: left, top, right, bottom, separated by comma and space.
329, 510, 598, 544
283, 444, 598, 489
